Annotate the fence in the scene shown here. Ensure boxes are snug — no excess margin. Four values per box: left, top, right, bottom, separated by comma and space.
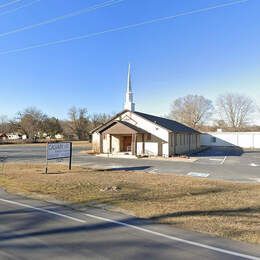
200, 132, 260, 149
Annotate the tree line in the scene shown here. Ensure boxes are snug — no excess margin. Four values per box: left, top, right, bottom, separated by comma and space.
0, 92, 259, 141
169, 93, 259, 131
0, 107, 112, 141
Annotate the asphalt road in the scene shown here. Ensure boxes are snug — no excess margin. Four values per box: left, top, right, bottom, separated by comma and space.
0, 144, 259, 182
0, 189, 259, 260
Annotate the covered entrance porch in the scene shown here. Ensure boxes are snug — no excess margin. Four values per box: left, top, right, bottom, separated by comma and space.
100, 121, 147, 156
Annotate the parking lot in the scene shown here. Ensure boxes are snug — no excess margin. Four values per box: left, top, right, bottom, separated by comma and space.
0, 144, 259, 183
193, 146, 260, 167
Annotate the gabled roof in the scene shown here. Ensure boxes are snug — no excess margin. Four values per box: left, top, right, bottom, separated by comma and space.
90, 109, 129, 134
91, 109, 199, 134
134, 111, 200, 134
101, 121, 148, 134
118, 121, 148, 133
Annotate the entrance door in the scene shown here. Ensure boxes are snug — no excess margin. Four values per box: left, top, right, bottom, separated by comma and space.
122, 136, 132, 152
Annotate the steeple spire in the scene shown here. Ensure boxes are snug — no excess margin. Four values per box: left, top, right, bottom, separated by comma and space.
124, 64, 135, 111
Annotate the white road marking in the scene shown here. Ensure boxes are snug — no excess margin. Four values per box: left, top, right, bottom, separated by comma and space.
84, 213, 259, 260
187, 172, 210, 178
0, 197, 259, 260
148, 168, 159, 173
220, 156, 227, 165
209, 158, 222, 161
248, 178, 260, 183
0, 198, 86, 223
250, 163, 259, 167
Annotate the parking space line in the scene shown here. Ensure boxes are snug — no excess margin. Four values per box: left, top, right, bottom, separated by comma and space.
249, 178, 260, 182
250, 163, 259, 167
187, 172, 210, 178
220, 156, 227, 165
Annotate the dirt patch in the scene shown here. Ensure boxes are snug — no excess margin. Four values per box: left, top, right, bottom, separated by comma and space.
0, 163, 259, 244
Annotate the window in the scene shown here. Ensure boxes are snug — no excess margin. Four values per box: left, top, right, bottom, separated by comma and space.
171, 134, 174, 146
211, 137, 216, 143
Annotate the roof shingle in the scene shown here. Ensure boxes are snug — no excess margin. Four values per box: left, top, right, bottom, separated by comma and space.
134, 111, 199, 134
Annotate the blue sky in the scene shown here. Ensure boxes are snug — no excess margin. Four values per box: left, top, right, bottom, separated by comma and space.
0, 0, 259, 122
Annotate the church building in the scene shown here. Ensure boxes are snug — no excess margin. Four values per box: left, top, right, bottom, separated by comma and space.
91, 65, 200, 157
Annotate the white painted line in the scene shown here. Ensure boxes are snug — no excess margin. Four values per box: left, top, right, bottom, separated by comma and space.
84, 213, 259, 260
187, 172, 210, 178
0, 197, 259, 260
0, 198, 86, 223
220, 156, 227, 165
209, 158, 222, 161
148, 168, 159, 173
250, 163, 259, 167
248, 178, 260, 183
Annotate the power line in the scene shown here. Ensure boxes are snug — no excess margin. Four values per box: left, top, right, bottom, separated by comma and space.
0, 0, 40, 17
0, 0, 124, 38
0, 0, 21, 9
0, 0, 250, 56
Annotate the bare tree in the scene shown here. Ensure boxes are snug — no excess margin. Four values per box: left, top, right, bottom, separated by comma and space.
90, 113, 112, 129
216, 93, 255, 129
15, 107, 47, 141
68, 107, 90, 140
169, 95, 213, 128
0, 115, 10, 133
43, 117, 63, 138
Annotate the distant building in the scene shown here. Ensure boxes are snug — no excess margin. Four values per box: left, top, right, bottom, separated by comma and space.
0, 133, 8, 141
91, 65, 200, 157
55, 133, 64, 140
7, 133, 21, 140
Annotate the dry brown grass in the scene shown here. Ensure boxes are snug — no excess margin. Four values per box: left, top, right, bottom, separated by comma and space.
0, 163, 259, 244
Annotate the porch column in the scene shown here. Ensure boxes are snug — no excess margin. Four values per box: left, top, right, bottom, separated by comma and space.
109, 134, 112, 153
173, 133, 177, 155
189, 134, 191, 152
100, 133, 103, 153
131, 134, 137, 155
142, 133, 145, 155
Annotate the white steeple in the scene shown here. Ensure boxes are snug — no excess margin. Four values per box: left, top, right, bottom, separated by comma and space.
124, 64, 135, 111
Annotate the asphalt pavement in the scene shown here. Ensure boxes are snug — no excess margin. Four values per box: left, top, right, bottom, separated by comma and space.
0, 144, 259, 182
0, 189, 259, 260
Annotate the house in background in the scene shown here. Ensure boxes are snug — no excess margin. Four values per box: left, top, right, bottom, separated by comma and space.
7, 133, 22, 140
91, 66, 200, 157
6, 133, 27, 140
0, 133, 8, 141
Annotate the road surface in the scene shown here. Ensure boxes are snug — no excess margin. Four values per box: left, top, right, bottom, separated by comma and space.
0, 189, 259, 259
0, 144, 260, 182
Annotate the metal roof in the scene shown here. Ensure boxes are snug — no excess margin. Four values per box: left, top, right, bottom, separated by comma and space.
91, 109, 200, 134
134, 111, 200, 134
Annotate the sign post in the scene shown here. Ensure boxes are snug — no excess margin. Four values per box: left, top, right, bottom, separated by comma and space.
45, 142, 72, 174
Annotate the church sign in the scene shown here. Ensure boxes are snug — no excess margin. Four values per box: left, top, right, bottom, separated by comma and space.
45, 142, 72, 173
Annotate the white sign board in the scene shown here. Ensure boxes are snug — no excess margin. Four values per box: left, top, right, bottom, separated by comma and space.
47, 142, 71, 160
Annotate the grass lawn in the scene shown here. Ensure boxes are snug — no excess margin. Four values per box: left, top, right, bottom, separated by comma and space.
0, 163, 259, 244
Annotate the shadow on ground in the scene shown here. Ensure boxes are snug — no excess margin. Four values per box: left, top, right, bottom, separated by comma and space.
191, 146, 244, 157
100, 166, 152, 172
